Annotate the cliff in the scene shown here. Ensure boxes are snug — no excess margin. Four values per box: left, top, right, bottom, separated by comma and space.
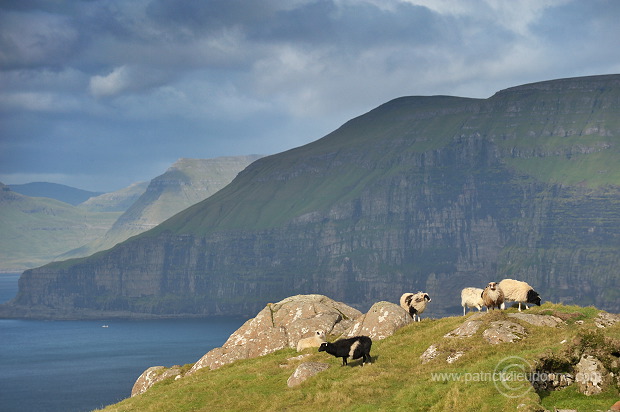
3, 74, 620, 318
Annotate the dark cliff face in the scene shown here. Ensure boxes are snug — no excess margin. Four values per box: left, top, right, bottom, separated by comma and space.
7, 75, 620, 318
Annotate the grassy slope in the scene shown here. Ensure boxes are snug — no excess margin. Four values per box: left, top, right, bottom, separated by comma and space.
99, 304, 620, 412
0, 190, 120, 270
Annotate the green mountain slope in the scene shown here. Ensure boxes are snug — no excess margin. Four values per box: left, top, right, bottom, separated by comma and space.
0, 183, 120, 271
4, 74, 620, 318
98, 304, 620, 412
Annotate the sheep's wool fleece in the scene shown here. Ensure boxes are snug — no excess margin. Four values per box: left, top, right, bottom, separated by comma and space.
498, 279, 532, 301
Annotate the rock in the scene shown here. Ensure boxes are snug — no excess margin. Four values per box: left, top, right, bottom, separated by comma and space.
343, 301, 412, 340
444, 320, 483, 338
420, 344, 440, 364
610, 400, 620, 411
530, 371, 574, 392
507, 313, 564, 327
189, 295, 361, 374
287, 362, 330, 387
574, 355, 612, 395
446, 351, 465, 364
131, 366, 183, 397
482, 321, 527, 344
595, 312, 620, 328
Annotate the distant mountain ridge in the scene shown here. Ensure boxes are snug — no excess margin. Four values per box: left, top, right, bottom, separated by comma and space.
78, 182, 149, 212
0, 182, 120, 271
8, 182, 103, 206
4, 74, 620, 319
60, 155, 264, 259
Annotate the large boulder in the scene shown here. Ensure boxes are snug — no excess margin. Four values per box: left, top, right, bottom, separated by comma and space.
343, 301, 412, 340
188, 295, 362, 373
444, 319, 483, 338
574, 355, 613, 396
131, 366, 183, 397
287, 362, 330, 387
507, 313, 564, 327
482, 321, 527, 345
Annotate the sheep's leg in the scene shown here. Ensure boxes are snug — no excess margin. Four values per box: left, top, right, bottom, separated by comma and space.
501, 302, 506, 310
463, 306, 466, 316
518, 302, 522, 312
342, 357, 348, 366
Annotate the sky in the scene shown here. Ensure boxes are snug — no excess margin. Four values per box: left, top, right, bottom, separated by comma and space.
1, 0, 620, 192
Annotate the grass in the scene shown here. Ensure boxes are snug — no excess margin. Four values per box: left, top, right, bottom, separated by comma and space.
97, 303, 619, 412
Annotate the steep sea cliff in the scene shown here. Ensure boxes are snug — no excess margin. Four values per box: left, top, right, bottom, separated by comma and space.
3, 75, 620, 319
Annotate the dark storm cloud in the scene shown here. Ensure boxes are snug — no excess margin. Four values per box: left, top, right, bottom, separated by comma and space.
0, 0, 619, 191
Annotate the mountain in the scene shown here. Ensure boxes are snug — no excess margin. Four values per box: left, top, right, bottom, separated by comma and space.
3, 74, 620, 319
78, 181, 149, 212
8, 182, 103, 205
0, 183, 120, 272
61, 156, 263, 259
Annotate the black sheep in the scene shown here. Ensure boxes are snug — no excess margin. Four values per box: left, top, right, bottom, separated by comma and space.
318, 336, 372, 366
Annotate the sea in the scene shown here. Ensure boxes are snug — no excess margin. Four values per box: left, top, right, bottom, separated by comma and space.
0, 273, 248, 412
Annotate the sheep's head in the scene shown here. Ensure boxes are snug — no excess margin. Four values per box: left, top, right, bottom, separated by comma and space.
487, 282, 499, 291
423, 293, 431, 302
318, 342, 328, 352
527, 289, 542, 306
315, 330, 326, 338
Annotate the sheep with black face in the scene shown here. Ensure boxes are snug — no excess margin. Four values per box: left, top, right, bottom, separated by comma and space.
498, 279, 542, 311
400, 292, 431, 322
318, 336, 372, 366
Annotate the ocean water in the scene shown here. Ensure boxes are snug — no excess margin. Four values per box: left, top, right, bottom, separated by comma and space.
0, 273, 247, 412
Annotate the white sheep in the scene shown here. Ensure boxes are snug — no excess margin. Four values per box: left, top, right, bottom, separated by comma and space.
400, 292, 431, 322
498, 279, 541, 311
481, 282, 504, 311
461, 287, 484, 316
296, 330, 326, 352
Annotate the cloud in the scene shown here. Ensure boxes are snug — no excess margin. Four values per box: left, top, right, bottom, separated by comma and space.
88, 65, 172, 98
89, 66, 131, 97
1, 0, 619, 192
0, 91, 81, 112
0, 10, 78, 69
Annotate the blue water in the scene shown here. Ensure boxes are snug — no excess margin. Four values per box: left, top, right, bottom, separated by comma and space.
0, 273, 247, 412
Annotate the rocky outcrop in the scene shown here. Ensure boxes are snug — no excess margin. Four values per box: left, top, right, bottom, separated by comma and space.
287, 362, 330, 387
482, 321, 527, 344
595, 312, 620, 328
444, 319, 483, 338
188, 295, 361, 373
343, 301, 412, 340
507, 313, 564, 327
134, 294, 414, 394
574, 355, 613, 396
426, 313, 566, 364
186, 295, 411, 374
131, 366, 183, 397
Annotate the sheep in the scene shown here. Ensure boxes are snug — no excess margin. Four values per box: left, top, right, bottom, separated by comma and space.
318, 336, 372, 366
498, 278, 541, 311
482, 282, 504, 311
461, 287, 485, 316
400, 292, 431, 322
296, 330, 326, 352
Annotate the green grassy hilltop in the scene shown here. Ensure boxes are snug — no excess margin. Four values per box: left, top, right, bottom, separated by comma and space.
98, 304, 620, 412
